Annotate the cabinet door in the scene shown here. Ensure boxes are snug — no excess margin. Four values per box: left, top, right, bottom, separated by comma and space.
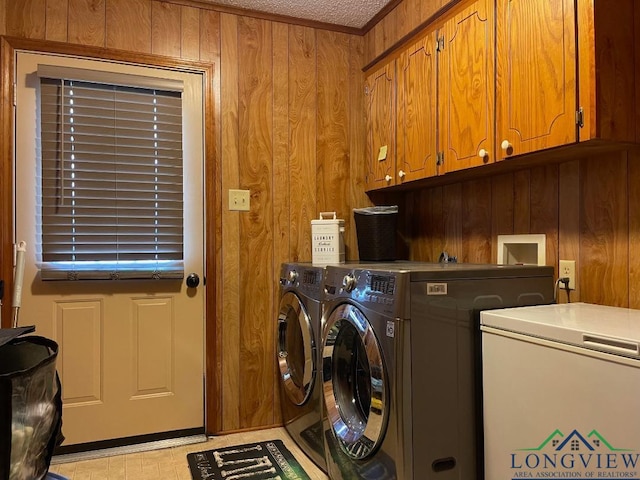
365, 62, 396, 191
439, 0, 494, 172
397, 33, 438, 183
495, 0, 577, 159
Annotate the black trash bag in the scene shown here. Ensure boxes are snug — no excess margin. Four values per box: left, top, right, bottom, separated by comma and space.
0, 327, 64, 480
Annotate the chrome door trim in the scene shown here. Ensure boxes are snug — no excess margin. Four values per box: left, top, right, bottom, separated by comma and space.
322, 303, 388, 460
277, 291, 316, 406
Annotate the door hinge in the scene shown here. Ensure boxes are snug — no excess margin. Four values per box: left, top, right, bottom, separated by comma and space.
576, 107, 584, 128
436, 36, 445, 53
13, 83, 17, 106
436, 151, 444, 166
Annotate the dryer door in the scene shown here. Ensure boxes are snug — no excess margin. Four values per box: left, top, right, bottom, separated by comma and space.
323, 303, 388, 460
277, 291, 316, 406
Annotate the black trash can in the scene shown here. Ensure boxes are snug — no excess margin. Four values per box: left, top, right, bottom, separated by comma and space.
353, 205, 399, 261
0, 326, 64, 480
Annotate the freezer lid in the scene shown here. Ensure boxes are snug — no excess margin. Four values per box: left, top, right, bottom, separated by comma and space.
481, 303, 640, 358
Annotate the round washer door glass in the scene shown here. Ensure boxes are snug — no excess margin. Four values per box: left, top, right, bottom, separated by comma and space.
323, 303, 388, 460
277, 291, 316, 406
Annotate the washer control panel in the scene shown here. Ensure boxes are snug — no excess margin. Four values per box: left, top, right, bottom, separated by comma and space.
280, 265, 323, 297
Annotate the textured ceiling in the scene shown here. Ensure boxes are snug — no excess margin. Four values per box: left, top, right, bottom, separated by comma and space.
202, 0, 393, 28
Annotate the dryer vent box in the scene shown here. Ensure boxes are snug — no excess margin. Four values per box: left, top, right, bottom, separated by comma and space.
497, 234, 546, 266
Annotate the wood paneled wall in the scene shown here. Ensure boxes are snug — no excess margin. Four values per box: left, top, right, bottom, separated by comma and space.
1, 0, 221, 60
403, 148, 640, 308
0, 0, 368, 433
219, 17, 367, 430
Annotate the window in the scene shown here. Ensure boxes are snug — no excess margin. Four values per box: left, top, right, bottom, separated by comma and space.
37, 66, 184, 280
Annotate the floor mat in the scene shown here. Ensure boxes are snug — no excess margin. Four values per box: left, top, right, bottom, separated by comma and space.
187, 439, 312, 480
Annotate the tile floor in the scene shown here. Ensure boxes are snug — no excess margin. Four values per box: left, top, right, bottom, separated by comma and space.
49, 427, 329, 480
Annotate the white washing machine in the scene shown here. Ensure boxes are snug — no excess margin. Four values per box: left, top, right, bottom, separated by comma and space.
277, 262, 326, 472
321, 262, 554, 480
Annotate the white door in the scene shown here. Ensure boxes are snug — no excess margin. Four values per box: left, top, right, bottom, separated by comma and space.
14, 52, 205, 446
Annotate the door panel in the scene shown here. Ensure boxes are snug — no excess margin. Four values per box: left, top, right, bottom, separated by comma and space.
15, 52, 205, 445
496, 0, 577, 158
439, 0, 494, 171
55, 301, 102, 404
364, 63, 396, 191
397, 33, 438, 182
131, 297, 174, 396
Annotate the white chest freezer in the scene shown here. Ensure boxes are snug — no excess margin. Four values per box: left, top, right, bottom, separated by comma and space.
481, 303, 640, 479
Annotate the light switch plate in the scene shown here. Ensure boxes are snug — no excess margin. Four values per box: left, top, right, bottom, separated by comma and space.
229, 189, 250, 211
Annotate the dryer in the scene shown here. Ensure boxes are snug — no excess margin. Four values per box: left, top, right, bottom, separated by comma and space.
277, 262, 326, 472
321, 262, 554, 480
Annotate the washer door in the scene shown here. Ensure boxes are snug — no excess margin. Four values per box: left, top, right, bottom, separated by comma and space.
323, 303, 388, 460
277, 291, 316, 406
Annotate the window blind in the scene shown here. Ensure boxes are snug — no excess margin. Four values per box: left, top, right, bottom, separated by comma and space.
37, 69, 184, 280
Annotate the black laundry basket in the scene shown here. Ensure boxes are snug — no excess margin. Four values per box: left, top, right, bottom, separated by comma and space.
353, 206, 399, 261
0, 326, 64, 480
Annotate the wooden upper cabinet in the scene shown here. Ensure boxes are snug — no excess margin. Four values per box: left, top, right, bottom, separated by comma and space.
364, 62, 396, 191
578, 0, 639, 144
438, 0, 494, 172
495, 0, 578, 160
396, 32, 438, 184
364, 0, 638, 191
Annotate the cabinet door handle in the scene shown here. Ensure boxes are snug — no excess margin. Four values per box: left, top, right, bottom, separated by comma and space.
478, 149, 488, 159
398, 170, 406, 178
501, 140, 512, 151
385, 175, 393, 183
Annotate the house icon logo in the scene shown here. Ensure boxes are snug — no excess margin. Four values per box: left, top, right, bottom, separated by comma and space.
519, 429, 632, 453
509, 429, 639, 477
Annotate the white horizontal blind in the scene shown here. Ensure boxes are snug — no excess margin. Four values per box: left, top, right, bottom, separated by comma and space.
38, 74, 184, 280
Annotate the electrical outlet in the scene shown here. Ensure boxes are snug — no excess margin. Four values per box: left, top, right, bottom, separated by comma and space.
559, 260, 576, 290
228, 189, 250, 211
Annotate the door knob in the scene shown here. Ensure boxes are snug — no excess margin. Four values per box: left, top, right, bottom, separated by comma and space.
186, 273, 200, 288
